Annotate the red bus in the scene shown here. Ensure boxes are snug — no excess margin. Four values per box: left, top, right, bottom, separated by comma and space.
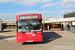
16, 14, 43, 43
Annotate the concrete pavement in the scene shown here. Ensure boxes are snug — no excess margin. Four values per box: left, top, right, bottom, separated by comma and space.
0, 31, 75, 50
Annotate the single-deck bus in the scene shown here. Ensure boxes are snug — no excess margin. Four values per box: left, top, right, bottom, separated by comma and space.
16, 14, 43, 43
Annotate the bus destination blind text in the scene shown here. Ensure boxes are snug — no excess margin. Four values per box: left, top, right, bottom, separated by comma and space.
20, 15, 38, 19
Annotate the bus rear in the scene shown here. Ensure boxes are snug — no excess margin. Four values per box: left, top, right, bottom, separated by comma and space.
16, 14, 43, 43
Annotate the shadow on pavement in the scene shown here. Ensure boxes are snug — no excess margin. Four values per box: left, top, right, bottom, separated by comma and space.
22, 32, 62, 45
0, 31, 12, 33
0, 35, 16, 40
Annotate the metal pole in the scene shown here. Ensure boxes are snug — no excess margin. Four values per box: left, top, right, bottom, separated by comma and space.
64, 22, 67, 31
61, 23, 62, 30
71, 22, 72, 32
6, 16, 10, 31
64, 22, 66, 31
52, 23, 54, 31
10, 8, 13, 30
43, 23, 45, 30
0, 19, 1, 31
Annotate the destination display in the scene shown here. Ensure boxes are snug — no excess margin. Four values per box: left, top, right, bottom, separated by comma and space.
19, 15, 38, 19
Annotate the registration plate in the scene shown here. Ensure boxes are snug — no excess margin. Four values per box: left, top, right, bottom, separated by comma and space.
27, 41, 33, 42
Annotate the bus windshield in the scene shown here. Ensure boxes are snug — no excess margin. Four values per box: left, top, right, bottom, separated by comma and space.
18, 19, 42, 32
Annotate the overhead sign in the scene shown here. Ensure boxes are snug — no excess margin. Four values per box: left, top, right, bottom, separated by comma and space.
19, 15, 38, 19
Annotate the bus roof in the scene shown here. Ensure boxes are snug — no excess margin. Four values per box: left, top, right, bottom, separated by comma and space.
16, 14, 41, 16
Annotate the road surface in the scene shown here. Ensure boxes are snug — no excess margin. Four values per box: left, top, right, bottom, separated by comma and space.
0, 31, 75, 50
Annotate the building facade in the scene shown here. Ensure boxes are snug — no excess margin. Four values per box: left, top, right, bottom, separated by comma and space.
64, 12, 75, 34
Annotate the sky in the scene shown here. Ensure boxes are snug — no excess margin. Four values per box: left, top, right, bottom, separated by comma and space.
0, 0, 75, 19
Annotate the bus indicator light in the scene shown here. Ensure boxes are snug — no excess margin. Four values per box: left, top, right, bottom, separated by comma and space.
32, 34, 36, 36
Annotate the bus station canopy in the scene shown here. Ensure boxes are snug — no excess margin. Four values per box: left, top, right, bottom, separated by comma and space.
42, 18, 75, 24
1, 18, 75, 24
